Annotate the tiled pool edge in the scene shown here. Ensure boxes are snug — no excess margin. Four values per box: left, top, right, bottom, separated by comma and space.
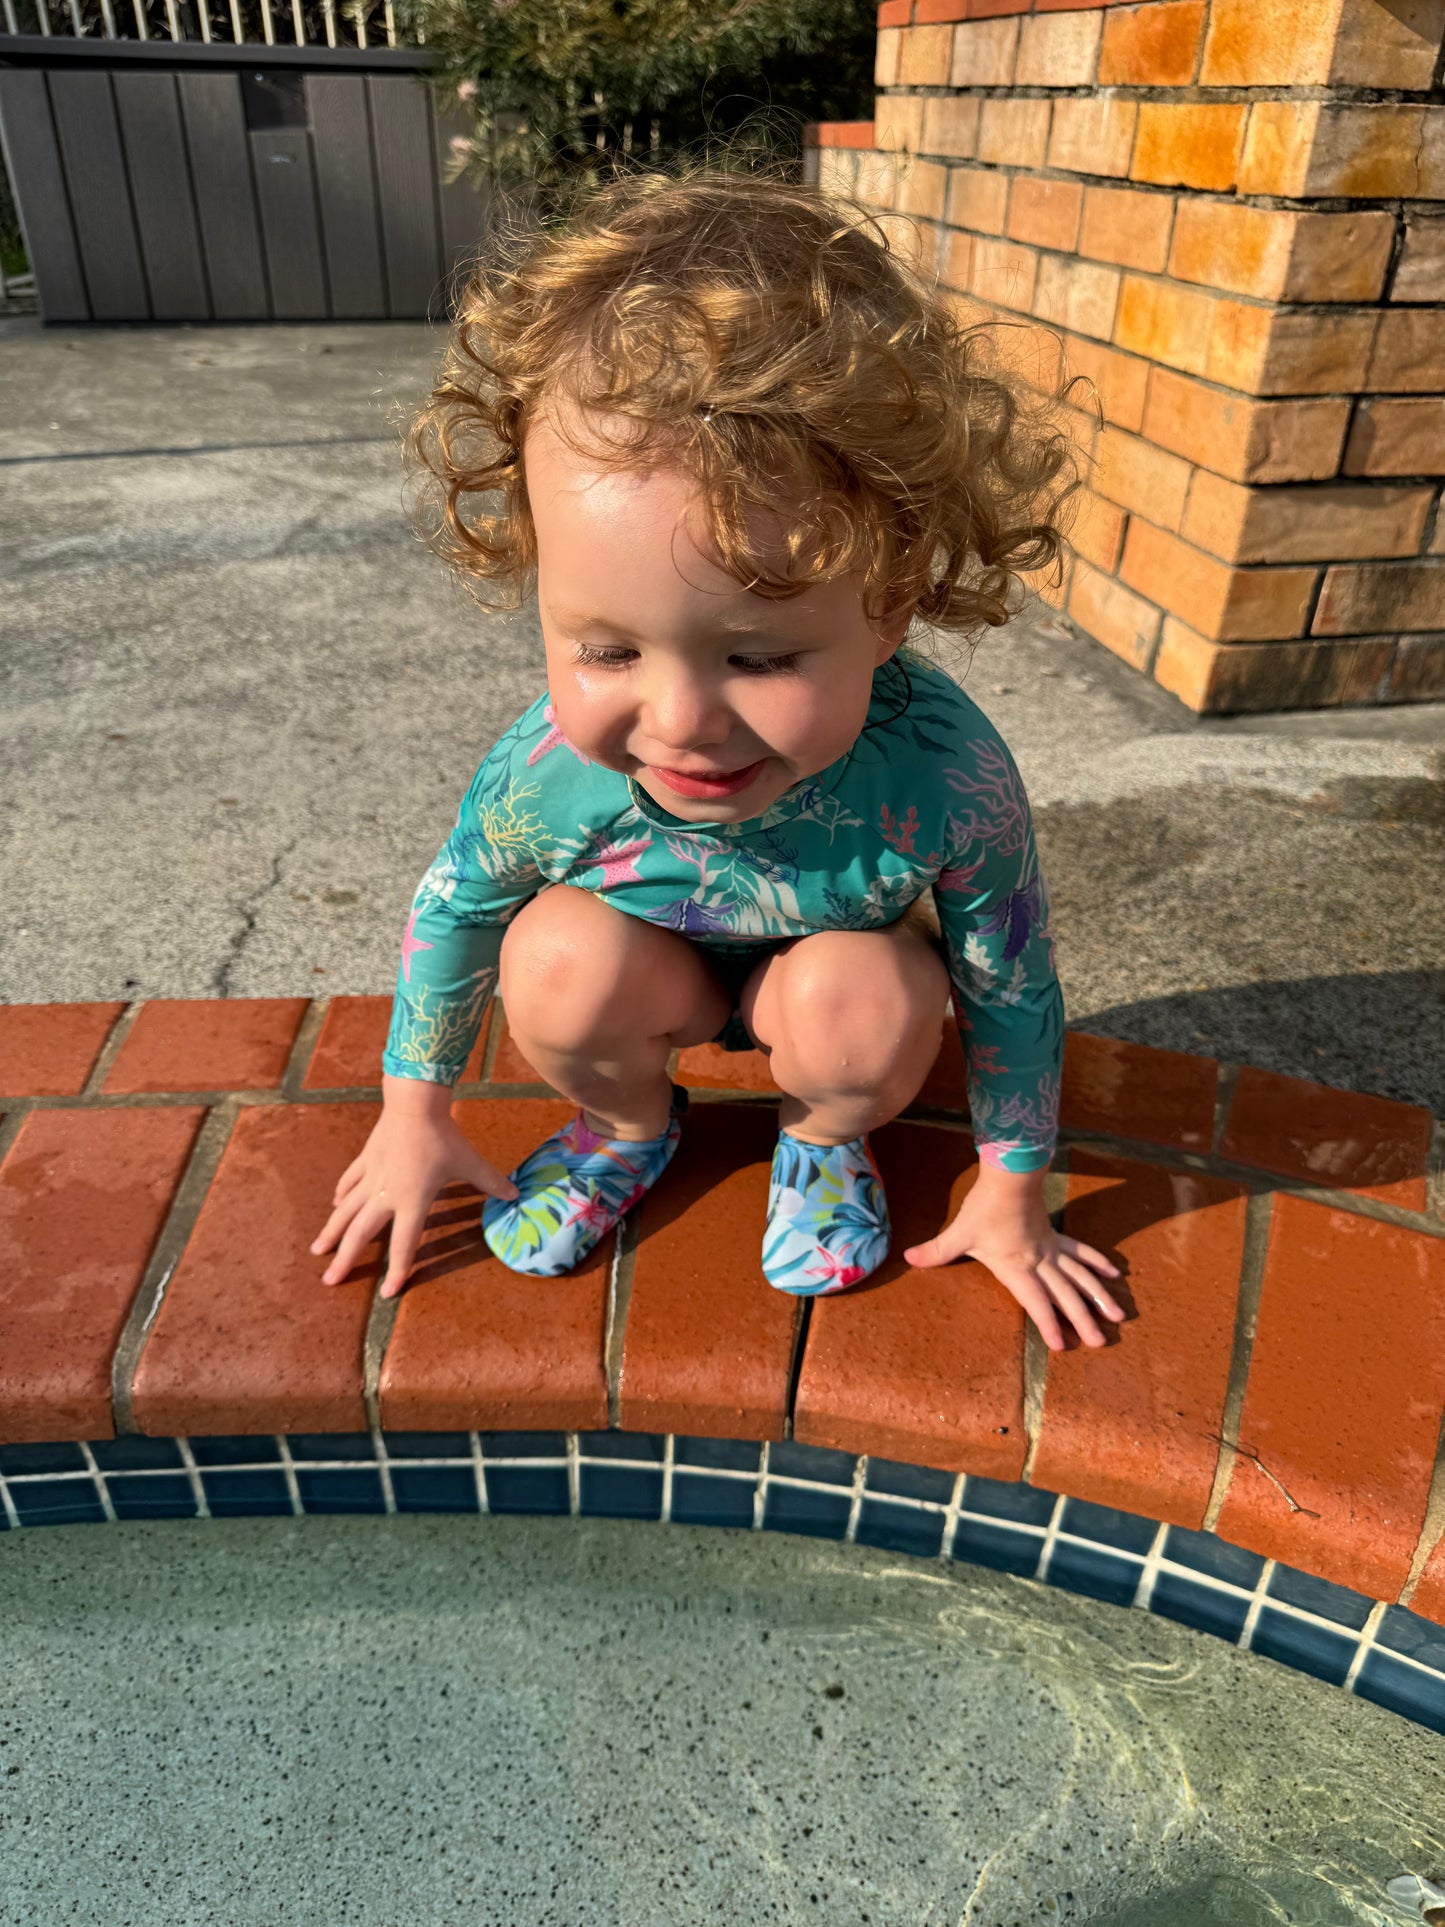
3, 1427, 1443, 1738
2, 994, 1444, 1738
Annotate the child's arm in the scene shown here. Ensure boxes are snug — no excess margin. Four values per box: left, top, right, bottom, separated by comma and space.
312, 742, 544, 1296
903, 734, 1124, 1349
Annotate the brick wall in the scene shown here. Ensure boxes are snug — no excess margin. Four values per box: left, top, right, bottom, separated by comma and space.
807, 0, 1445, 714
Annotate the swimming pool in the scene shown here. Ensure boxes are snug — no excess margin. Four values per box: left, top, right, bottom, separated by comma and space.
3, 1508, 1441, 1925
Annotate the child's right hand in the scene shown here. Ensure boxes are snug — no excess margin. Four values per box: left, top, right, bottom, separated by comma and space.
310, 1075, 519, 1299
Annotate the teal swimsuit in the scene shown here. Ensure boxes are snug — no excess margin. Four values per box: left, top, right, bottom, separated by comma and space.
383, 650, 1063, 1176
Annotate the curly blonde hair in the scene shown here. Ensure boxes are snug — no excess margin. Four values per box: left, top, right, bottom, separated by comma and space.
408, 162, 1080, 638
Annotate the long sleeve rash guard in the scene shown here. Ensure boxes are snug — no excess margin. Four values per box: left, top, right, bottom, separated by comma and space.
382, 650, 1064, 1173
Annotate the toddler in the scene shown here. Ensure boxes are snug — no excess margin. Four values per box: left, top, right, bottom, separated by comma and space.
312, 168, 1123, 1352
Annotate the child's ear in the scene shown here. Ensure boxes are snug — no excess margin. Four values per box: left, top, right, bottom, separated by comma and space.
872, 604, 913, 663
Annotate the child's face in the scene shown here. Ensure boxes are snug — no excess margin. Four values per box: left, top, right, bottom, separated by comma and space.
525, 408, 907, 824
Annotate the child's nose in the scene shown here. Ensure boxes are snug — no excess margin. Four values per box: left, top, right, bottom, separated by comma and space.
640, 671, 733, 752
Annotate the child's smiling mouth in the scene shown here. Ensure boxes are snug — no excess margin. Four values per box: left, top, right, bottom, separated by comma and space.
646, 758, 768, 800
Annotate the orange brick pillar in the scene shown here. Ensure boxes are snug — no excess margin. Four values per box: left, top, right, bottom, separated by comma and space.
807, 1, 1445, 715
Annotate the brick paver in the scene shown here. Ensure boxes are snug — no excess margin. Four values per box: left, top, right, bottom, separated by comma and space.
1030, 1150, 1248, 1527
1214, 1195, 1445, 1599
0, 1107, 203, 1439
379, 1100, 611, 1433
130, 1102, 379, 1435
0, 1003, 125, 1097
1220, 1066, 1432, 1210
105, 997, 309, 1094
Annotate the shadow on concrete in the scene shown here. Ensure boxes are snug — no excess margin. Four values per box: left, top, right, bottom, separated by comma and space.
1071, 970, 1444, 1116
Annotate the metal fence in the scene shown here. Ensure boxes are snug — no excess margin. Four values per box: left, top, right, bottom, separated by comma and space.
2, 0, 410, 53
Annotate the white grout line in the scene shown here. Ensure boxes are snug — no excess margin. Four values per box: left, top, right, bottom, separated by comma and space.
843, 1456, 868, 1543
78, 1442, 117, 1524
177, 1438, 211, 1519
469, 1432, 490, 1514
660, 1434, 674, 1525
567, 1434, 580, 1516
939, 1473, 968, 1561
371, 1425, 396, 1515
1131, 1521, 1170, 1613
275, 1436, 304, 1517
754, 1442, 771, 1529
1343, 1599, 1389, 1693
0, 1470, 19, 1531
1238, 1559, 1277, 1652
1034, 1492, 1068, 1582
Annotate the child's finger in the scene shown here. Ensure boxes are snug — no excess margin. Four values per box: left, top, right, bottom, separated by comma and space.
1055, 1252, 1126, 1319
902, 1227, 966, 1268
466, 1147, 520, 1204
999, 1269, 1065, 1351
321, 1197, 392, 1286
380, 1211, 426, 1300
310, 1194, 359, 1258
332, 1155, 366, 1206
1040, 1260, 1107, 1347
1058, 1234, 1120, 1278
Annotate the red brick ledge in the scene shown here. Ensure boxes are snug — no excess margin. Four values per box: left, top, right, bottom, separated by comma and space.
1, 996, 1443, 1622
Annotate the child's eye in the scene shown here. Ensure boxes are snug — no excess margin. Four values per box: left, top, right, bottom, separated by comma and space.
732, 653, 801, 676
573, 643, 636, 668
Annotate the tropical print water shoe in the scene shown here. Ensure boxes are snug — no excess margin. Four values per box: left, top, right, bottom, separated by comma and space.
482, 1084, 688, 1275
761, 1129, 890, 1294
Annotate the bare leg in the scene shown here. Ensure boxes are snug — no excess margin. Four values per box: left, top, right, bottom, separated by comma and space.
740, 914, 950, 1145
498, 884, 730, 1141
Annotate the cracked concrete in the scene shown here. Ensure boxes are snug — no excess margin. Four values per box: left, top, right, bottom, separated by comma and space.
1, 317, 1441, 1107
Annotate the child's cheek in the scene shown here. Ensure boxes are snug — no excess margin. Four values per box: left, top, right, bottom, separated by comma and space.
548, 679, 630, 767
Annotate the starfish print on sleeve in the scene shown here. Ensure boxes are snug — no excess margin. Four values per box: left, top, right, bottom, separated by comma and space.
581, 834, 651, 888
399, 908, 435, 983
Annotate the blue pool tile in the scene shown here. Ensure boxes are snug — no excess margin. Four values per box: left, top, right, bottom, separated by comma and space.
286, 1433, 375, 1464
0, 1441, 86, 1476
577, 1432, 665, 1463
89, 1436, 184, 1472
106, 1473, 198, 1521
1161, 1525, 1265, 1590
1354, 1650, 1445, 1736
855, 1497, 945, 1559
580, 1463, 663, 1520
1047, 1539, 1142, 1608
382, 1432, 473, 1460
762, 1480, 851, 1539
1375, 1605, 1445, 1673
1265, 1562, 1373, 1630
865, 1458, 956, 1504
200, 1468, 294, 1516
11, 1477, 106, 1526
480, 1432, 568, 1459
962, 1475, 1056, 1527
390, 1465, 479, 1513
1149, 1570, 1251, 1645
295, 1467, 386, 1514
670, 1470, 757, 1529
1249, 1606, 1357, 1686
766, 1440, 856, 1487
1059, 1497, 1157, 1556
674, 1436, 761, 1473
951, 1516, 1043, 1578
483, 1463, 570, 1514
188, 1435, 282, 1467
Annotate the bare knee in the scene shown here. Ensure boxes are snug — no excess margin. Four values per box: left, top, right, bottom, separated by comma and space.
752, 932, 947, 1106
500, 886, 722, 1053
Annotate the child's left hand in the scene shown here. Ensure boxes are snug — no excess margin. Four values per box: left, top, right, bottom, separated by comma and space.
904, 1165, 1125, 1352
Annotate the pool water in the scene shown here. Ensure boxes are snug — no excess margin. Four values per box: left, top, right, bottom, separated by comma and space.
1, 1514, 1441, 1925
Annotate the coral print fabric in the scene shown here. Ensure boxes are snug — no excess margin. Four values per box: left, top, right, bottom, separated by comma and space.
383, 652, 1064, 1173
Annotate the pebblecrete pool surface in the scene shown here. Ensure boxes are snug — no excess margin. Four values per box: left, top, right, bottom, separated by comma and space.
2, 1511, 1442, 1927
